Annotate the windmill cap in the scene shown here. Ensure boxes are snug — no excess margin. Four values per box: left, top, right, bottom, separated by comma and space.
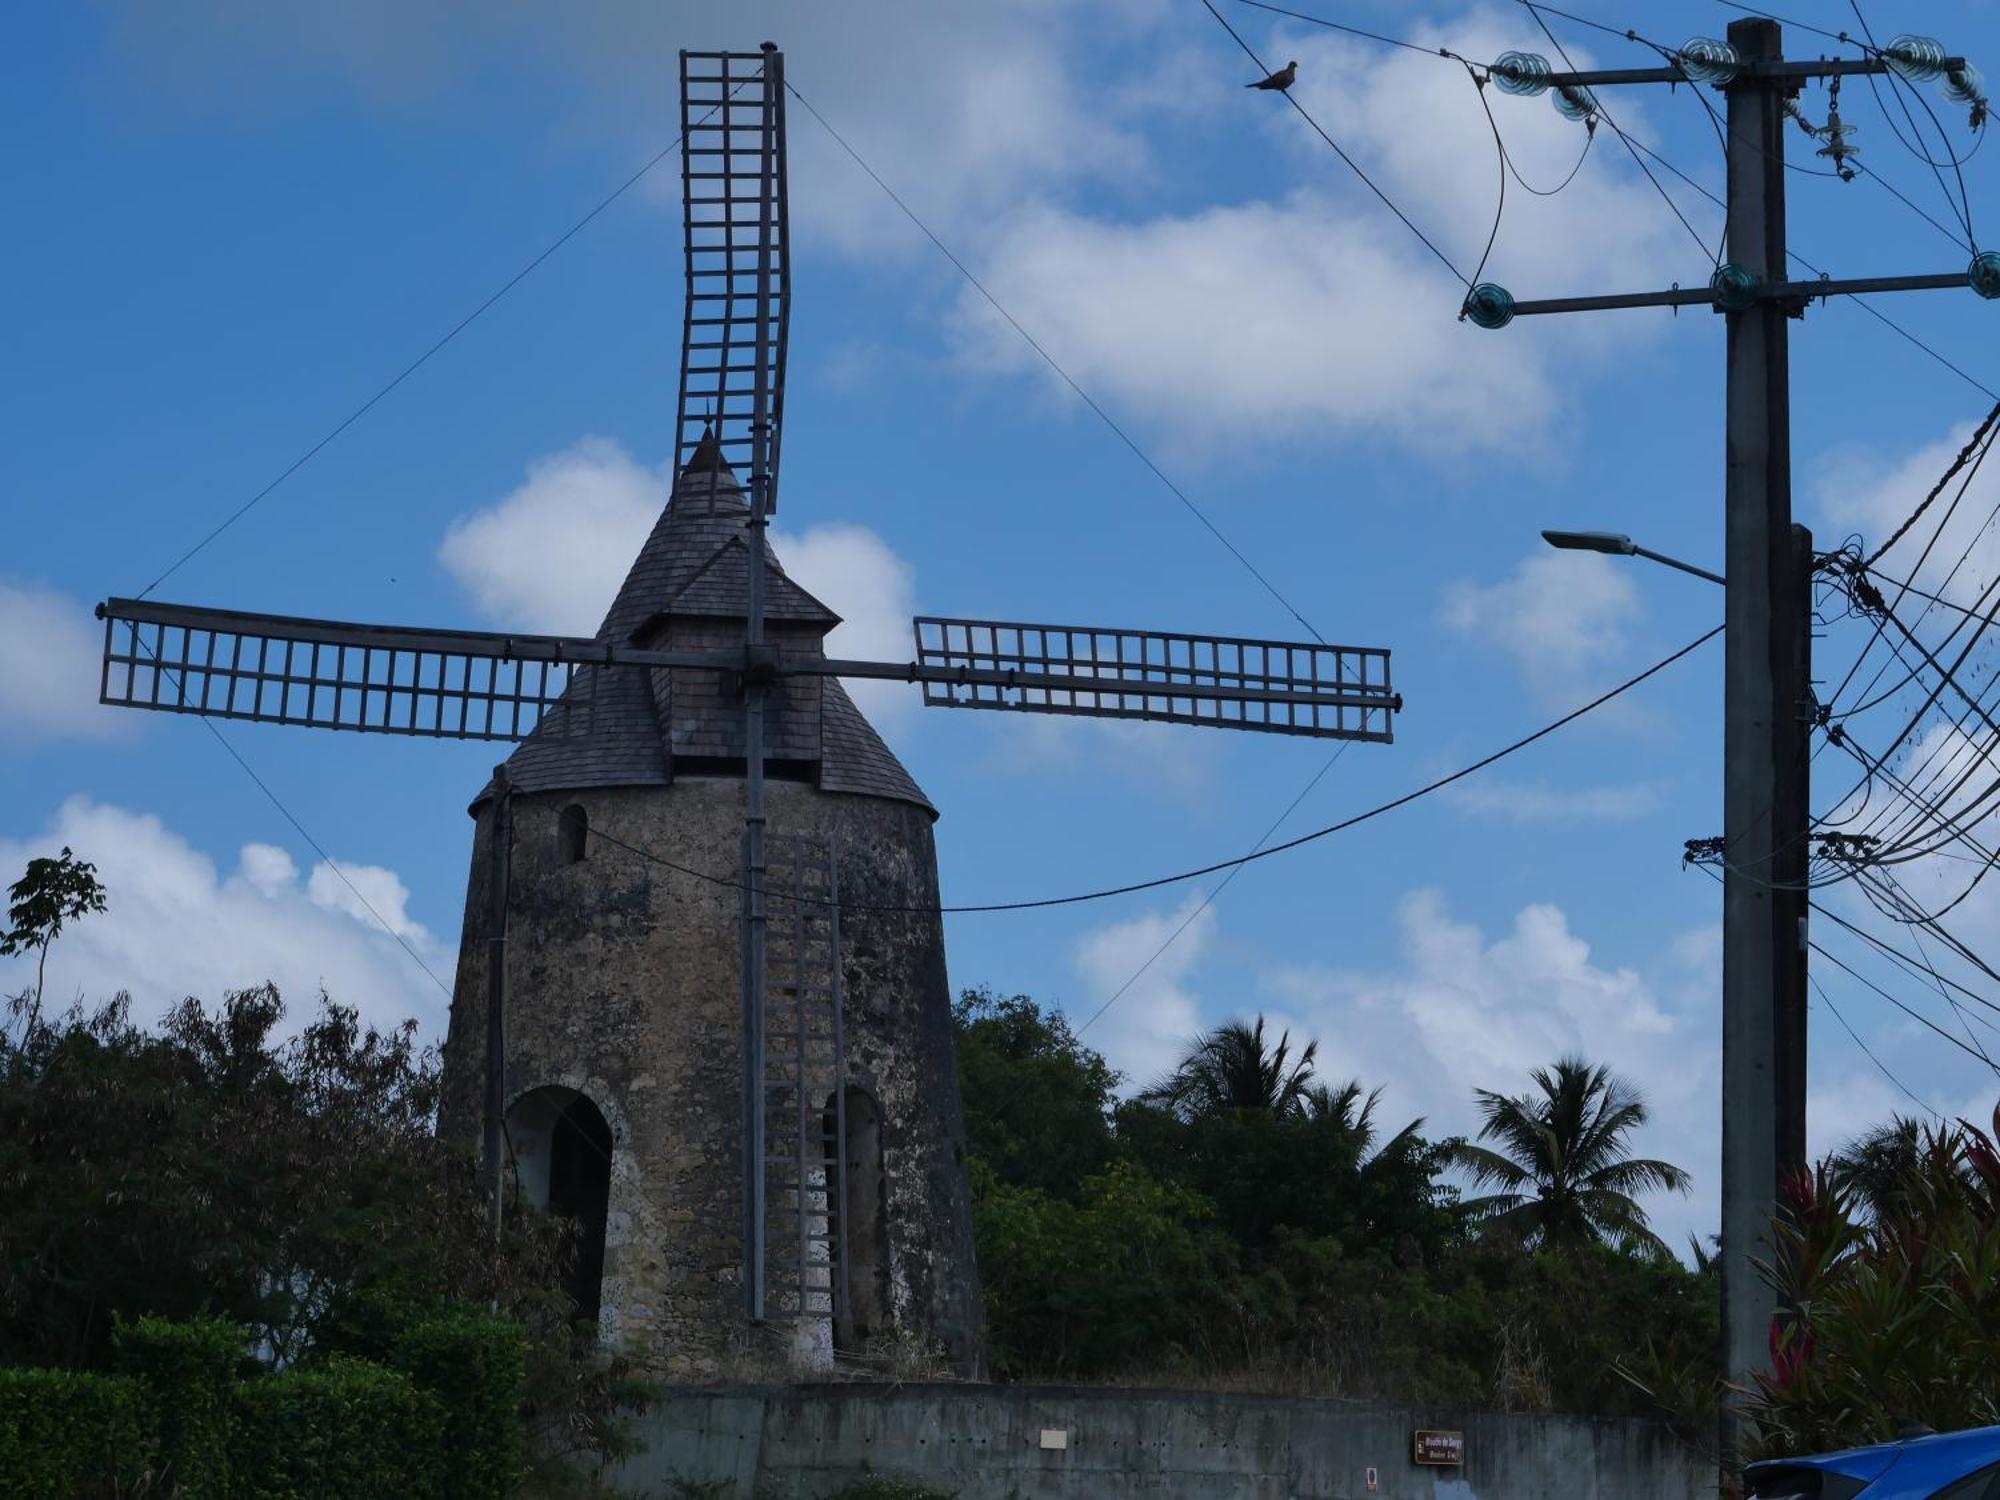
682, 424, 733, 479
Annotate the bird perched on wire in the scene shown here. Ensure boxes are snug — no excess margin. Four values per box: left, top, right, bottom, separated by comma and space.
1247, 60, 1297, 92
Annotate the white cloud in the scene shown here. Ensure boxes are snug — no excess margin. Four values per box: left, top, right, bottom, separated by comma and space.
1815, 418, 2000, 610
1073, 893, 1217, 1090
0, 798, 449, 1035
953, 13, 1687, 455
0, 580, 128, 747
306, 860, 430, 944
439, 437, 924, 726
439, 437, 660, 636
1444, 775, 1667, 823
1266, 889, 1714, 1242
767, 523, 921, 726
1442, 550, 1645, 704
956, 193, 1552, 454
101, 0, 1153, 256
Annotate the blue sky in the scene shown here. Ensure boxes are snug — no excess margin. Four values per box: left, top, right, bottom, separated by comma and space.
8, 0, 2000, 1248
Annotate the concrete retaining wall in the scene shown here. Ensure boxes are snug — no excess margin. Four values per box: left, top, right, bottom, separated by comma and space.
610, 1383, 1710, 1499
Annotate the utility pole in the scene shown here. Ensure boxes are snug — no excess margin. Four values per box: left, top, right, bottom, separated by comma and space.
1464, 15, 1994, 1466
1718, 15, 1792, 1415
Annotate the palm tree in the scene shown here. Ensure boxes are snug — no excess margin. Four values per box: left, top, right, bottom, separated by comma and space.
1140, 1016, 1317, 1120
1451, 1055, 1690, 1255
1301, 1079, 1424, 1167
1829, 1115, 1926, 1223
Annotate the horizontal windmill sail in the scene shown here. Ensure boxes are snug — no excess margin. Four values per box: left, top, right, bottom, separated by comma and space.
912, 616, 1398, 742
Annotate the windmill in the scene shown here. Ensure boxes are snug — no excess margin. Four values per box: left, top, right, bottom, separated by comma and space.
92, 45, 1402, 1359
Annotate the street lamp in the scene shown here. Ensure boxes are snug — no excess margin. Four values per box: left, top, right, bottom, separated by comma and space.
1541, 528, 1725, 586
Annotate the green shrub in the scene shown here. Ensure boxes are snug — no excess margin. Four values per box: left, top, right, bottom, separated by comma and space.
114, 1314, 241, 1498
394, 1304, 528, 1500
0, 1368, 159, 1499
233, 1358, 446, 1500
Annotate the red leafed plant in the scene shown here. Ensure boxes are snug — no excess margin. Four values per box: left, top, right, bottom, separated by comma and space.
1740, 1111, 2000, 1460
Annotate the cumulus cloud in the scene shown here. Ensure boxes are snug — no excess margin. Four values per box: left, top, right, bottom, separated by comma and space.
0, 580, 127, 747
98, 1, 1687, 459
1266, 889, 1714, 1242
956, 194, 1551, 454
99, 0, 1152, 257
438, 438, 661, 636
1073, 893, 1218, 1090
1442, 550, 1646, 705
438, 437, 923, 725
0, 798, 449, 1035
953, 13, 1686, 454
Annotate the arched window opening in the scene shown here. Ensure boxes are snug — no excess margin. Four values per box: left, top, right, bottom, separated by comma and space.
823, 1087, 888, 1354
506, 1086, 612, 1325
558, 804, 588, 865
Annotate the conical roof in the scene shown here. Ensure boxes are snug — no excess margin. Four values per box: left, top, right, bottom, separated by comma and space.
480, 455, 932, 815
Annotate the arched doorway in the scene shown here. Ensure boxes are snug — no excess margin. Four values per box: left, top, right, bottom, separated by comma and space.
507, 1086, 612, 1324
823, 1086, 888, 1354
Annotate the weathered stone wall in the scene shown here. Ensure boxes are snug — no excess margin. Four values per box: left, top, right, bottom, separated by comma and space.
608, 1383, 1710, 1500
440, 776, 982, 1380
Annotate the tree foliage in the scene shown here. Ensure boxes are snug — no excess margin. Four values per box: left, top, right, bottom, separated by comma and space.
1743, 1107, 2000, 1459
1, 846, 106, 1037
954, 998, 1712, 1413
1451, 1055, 1691, 1256
0, 983, 636, 1473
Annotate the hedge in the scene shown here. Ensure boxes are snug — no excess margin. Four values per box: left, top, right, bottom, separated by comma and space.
114, 1313, 240, 1498
234, 1358, 447, 1500
0, 1305, 529, 1500
394, 1304, 528, 1500
0, 1367, 159, 1499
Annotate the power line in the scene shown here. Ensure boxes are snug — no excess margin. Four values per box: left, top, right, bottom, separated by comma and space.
586, 625, 1722, 915
135, 113, 729, 601
1070, 741, 1351, 1045
1196, 0, 1472, 288
1810, 937, 1999, 1066
1518, 2, 1723, 264
1809, 972, 1944, 1120
785, 78, 1330, 647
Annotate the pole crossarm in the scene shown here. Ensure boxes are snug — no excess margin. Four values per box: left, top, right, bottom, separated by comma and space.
1508, 271, 1977, 318
1542, 56, 1963, 89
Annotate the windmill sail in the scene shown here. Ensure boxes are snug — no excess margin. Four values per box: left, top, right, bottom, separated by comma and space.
675, 46, 790, 510
912, 615, 1399, 742
96, 598, 610, 742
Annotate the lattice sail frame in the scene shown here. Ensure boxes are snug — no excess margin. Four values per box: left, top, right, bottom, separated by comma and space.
913, 616, 1398, 742
99, 599, 584, 742
674, 47, 790, 508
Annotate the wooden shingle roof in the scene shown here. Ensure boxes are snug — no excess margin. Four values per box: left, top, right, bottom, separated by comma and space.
482, 459, 933, 816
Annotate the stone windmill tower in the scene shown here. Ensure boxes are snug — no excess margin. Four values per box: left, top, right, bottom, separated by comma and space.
90, 42, 1400, 1384
439, 436, 981, 1378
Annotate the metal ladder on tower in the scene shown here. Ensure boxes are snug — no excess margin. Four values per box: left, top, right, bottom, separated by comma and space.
755, 833, 848, 1327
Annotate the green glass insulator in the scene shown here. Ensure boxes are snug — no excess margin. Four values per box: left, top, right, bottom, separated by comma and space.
1678, 37, 1744, 85
1553, 84, 1597, 122
1969, 250, 2000, 301
1462, 283, 1515, 330
1492, 51, 1551, 97
1944, 62, 1986, 107
1884, 35, 1947, 83
1710, 262, 1761, 312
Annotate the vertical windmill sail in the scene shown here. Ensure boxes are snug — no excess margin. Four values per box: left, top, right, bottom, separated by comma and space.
676, 45, 791, 509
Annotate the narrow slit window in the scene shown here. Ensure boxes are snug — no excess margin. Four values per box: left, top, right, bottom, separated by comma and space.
559, 804, 588, 865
